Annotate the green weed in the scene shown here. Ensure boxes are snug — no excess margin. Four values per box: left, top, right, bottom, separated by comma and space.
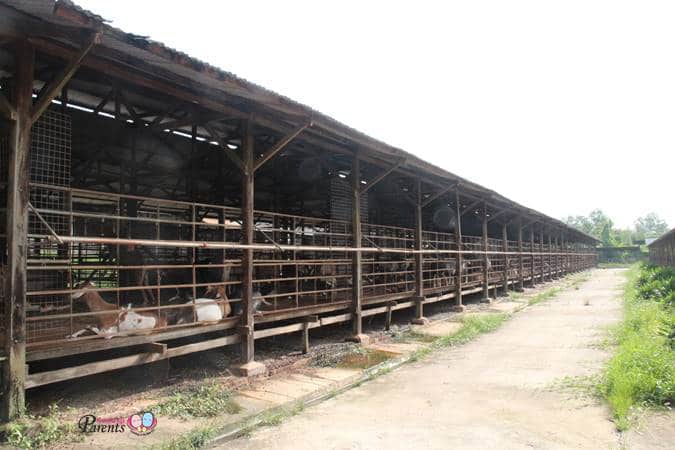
599, 264, 675, 430
153, 382, 241, 419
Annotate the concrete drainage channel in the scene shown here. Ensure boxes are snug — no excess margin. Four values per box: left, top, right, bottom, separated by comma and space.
202, 299, 530, 448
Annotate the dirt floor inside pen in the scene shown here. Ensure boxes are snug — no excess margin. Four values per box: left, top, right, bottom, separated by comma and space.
0, 21, 596, 419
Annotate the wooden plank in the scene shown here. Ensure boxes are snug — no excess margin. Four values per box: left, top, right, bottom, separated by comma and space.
26, 353, 163, 389
27, 318, 239, 362
166, 335, 240, 358
2, 40, 34, 421
30, 32, 99, 124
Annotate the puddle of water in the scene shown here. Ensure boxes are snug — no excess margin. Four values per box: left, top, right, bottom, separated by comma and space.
336, 349, 395, 369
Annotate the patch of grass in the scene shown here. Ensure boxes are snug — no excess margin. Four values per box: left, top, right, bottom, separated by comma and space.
528, 287, 563, 305
153, 425, 216, 450
153, 382, 241, 419
409, 313, 508, 362
599, 263, 675, 430
548, 374, 602, 400
259, 401, 305, 427
4, 405, 82, 450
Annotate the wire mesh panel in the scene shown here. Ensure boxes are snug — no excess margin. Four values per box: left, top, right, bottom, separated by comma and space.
422, 230, 458, 295
26, 110, 72, 343
361, 223, 415, 301
461, 235, 484, 288
251, 211, 353, 314
487, 237, 503, 284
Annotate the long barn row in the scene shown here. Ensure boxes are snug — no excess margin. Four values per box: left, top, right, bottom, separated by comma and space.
0, 0, 596, 420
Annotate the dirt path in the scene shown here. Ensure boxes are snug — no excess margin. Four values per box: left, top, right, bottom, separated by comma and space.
224, 269, 627, 450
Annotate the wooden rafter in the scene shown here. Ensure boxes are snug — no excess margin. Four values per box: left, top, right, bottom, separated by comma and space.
421, 182, 460, 208
203, 123, 246, 174
253, 120, 311, 172
359, 157, 406, 196
31, 32, 99, 124
460, 198, 483, 217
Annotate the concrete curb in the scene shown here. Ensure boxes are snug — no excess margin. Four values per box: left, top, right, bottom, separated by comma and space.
208, 353, 413, 446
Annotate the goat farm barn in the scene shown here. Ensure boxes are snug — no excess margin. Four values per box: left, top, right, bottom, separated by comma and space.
648, 228, 675, 267
0, 0, 597, 420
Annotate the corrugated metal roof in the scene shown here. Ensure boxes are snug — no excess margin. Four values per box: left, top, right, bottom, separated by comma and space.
647, 228, 675, 248
0, 0, 599, 243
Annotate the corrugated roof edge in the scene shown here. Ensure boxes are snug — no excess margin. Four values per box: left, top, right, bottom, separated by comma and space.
16, 0, 599, 243
647, 228, 675, 248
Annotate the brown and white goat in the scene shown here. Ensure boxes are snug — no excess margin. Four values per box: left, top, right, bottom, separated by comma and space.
70, 281, 167, 339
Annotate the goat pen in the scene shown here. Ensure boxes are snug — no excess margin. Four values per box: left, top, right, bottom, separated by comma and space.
0, 0, 598, 420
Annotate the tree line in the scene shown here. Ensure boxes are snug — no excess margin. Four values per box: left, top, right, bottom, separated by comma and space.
563, 210, 669, 247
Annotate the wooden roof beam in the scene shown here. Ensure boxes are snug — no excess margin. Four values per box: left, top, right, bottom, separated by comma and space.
31, 32, 100, 125
359, 157, 406, 196
421, 182, 460, 209
253, 120, 312, 172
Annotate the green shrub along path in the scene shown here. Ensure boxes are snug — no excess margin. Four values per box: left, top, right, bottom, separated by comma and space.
600, 263, 675, 430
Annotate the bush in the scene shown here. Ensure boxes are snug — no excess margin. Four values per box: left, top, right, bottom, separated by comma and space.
600, 264, 675, 430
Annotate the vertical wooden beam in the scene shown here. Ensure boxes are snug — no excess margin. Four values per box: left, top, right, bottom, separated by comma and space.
412, 179, 428, 324
539, 229, 545, 282
517, 218, 524, 291
502, 223, 509, 295
453, 190, 464, 310
232, 119, 264, 376
547, 233, 553, 281
348, 155, 368, 343
2, 40, 34, 421
482, 204, 490, 301
530, 228, 535, 285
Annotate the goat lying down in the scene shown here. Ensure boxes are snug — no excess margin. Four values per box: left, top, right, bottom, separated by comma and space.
69, 281, 167, 339
173, 285, 232, 325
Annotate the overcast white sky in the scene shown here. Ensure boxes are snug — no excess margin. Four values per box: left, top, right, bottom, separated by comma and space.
76, 0, 674, 229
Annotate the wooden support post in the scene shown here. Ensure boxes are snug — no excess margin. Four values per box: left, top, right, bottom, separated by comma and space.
301, 316, 318, 354
555, 234, 560, 278
1, 40, 34, 421
517, 218, 524, 291
530, 229, 536, 285
539, 229, 545, 282
562, 235, 567, 275
411, 179, 428, 324
385, 301, 397, 331
31, 32, 99, 125
481, 204, 490, 302
453, 190, 465, 311
548, 233, 553, 281
347, 155, 368, 344
502, 223, 509, 295
232, 119, 265, 377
